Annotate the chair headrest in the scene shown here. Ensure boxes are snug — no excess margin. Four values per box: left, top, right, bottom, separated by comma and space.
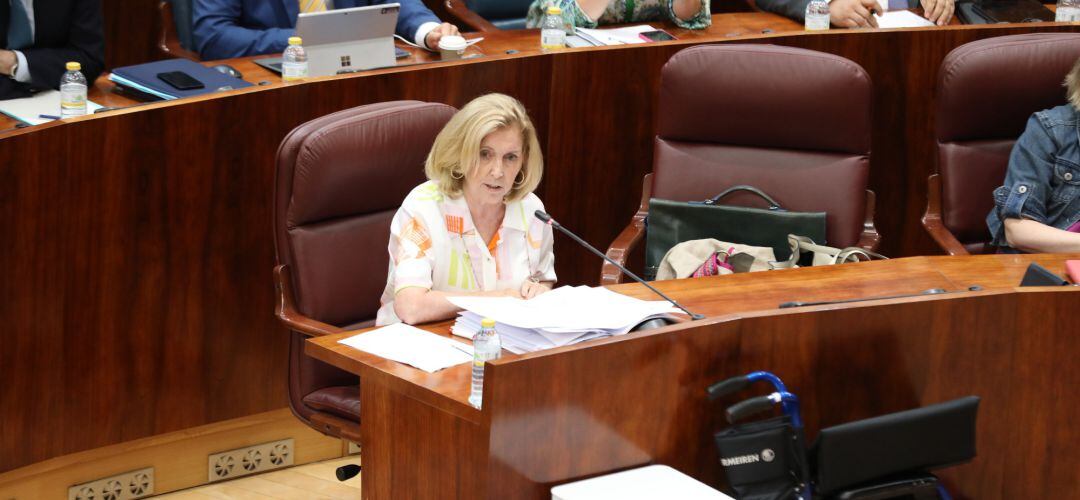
937, 33, 1080, 142
658, 44, 871, 154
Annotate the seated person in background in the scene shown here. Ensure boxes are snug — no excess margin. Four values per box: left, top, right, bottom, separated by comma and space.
987, 58, 1080, 254
377, 93, 556, 326
0, 0, 105, 100
527, 0, 711, 30
755, 0, 953, 29
193, 0, 460, 60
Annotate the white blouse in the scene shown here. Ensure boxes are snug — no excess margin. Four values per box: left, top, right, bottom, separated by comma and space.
376, 181, 557, 325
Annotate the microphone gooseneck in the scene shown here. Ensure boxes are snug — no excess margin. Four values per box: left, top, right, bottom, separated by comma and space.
534, 210, 704, 321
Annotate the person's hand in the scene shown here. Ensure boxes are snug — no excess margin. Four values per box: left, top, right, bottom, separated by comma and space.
0, 50, 16, 77
498, 287, 524, 299
519, 280, 551, 299
424, 23, 460, 50
829, 0, 882, 28
921, 0, 954, 25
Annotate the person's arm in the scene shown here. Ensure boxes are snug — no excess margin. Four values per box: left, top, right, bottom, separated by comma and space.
394, 287, 521, 325
193, 0, 293, 59
988, 114, 1057, 251
666, 0, 712, 29
19, 0, 105, 91
393, 0, 446, 49
1003, 219, 1080, 253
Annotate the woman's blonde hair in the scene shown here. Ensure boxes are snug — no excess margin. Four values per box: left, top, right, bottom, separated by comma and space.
425, 93, 543, 202
1067, 57, 1080, 110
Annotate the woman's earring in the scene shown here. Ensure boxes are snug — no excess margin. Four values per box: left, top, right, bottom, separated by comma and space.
451, 169, 464, 180
513, 171, 526, 186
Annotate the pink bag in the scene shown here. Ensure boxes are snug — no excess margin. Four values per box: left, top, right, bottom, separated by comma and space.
691, 247, 735, 278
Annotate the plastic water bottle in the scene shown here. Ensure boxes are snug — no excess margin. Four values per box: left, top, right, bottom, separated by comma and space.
805, 0, 830, 30
282, 36, 308, 82
1057, 0, 1080, 21
540, 6, 567, 52
60, 61, 87, 118
468, 318, 502, 408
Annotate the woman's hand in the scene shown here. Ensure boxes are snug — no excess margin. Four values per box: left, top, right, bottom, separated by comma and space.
519, 280, 552, 299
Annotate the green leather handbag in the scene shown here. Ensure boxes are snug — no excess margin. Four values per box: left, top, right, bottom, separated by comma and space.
644, 185, 827, 280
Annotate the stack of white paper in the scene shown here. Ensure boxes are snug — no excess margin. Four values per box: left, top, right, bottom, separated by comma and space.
338, 323, 474, 373
874, 10, 935, 28
448, 286, 680, 354
574, 25, 657, 46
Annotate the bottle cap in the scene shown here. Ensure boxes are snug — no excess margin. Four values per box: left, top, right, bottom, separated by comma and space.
66, 62, 81, 71
547, 5, 562, 14
288, 36, 302, 45
481, 318, 496, 328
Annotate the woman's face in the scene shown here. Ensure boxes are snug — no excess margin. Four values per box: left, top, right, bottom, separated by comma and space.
463, 125, 524, 207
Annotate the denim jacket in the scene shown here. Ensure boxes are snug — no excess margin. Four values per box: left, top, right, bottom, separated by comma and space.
987, 104, 1080, 249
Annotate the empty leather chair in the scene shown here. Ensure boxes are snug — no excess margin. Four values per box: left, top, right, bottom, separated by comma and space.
159, 0, 199, 60
923, 33, 1080, 255
444, 0, 533, 31
273, 101, 456, 441
602, 44, 879, 284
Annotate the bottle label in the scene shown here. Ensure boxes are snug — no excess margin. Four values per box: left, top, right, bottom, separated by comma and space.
541, 29, 566, 50
282, 61, 308, 82
1057, 7, 1080, 21
805, 13, 830, 31
60, 83, 87, 115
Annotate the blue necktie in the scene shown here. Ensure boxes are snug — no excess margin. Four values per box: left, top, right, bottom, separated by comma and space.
7, 0, 32, 50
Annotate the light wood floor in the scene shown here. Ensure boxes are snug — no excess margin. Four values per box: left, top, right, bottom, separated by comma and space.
153, 456, 361, 499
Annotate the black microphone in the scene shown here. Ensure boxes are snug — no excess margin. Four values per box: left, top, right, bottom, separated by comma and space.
534, 210, 704, 320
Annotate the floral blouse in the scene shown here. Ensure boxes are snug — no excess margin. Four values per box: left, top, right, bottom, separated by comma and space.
526, 0, 712, 30
376, 181, 557, 325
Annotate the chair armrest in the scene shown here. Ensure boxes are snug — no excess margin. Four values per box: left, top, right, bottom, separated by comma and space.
158, 1, 200, 61
275, 265, 344, 337
443, 0, 500, 32
921, 174, 970, 256
309, 412, 362, 443
857, 189, 882, 251
600, 174, 653, 285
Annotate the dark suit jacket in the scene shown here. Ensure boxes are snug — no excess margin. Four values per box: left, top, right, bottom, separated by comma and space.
755, 0, 919, 23
0, 0, 105, 100
193, 0, 440, 60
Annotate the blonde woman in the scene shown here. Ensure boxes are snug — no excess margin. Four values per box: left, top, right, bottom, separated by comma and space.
986, 58, 1080, 254
376, 94, 556, 326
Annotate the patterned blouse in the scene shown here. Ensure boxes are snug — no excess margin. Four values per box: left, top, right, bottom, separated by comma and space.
376, 181, 557, 325
526, 0, 711, 30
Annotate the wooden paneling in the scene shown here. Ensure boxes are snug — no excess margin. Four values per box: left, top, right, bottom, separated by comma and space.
308, 256, 1080, 498
4, 12, 1079, 475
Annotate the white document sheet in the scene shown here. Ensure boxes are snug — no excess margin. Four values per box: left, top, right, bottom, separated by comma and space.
875, 10, 935, 28
338, 323, 474, 373
0, 90, 103, 126
575, 25, 657, 46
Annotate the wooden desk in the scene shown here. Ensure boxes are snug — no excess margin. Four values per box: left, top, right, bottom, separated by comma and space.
4, 12, 1080, 473
307, 253, 1080, 499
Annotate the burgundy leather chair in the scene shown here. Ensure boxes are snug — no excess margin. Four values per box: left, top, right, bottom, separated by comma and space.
602, 45, 879, 284
273, 101, 456, 441
923, 33, 1080, 255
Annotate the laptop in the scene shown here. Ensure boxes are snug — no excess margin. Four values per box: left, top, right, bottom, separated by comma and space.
260, 4, 401, 77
